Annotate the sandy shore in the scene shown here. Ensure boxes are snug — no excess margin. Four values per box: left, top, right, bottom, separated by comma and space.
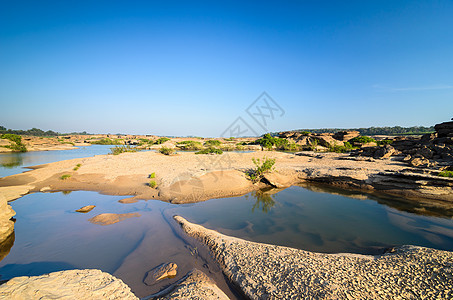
0, 150, 452, 205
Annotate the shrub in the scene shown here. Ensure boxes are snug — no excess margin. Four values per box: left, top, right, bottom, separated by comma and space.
247, 157, 276, 183
73, 163, 82, 171
60, 174, 71, 180
1, 133, 27, 152
300, 131, 311, 136
349, 136, 376, 144
110, 145, 137, 155
90, 138, 123, 145
195, 147, 223, 155
150, 172, 156, 178
155, 137, 170, 144
376, 139, 394, 146
176, 140, 203, 150
309, 139, 318, 151
149, 180, 157, 188
159, 146, 174, 155
255, 133, 288, 150
439, 171, 453, 178
327, 142, 354, 153
204, 140, 222, 147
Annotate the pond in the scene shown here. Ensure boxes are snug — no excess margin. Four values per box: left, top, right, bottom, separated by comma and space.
1, 185, 452, 298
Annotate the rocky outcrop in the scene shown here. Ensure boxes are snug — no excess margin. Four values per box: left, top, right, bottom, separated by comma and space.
0, 269, 138, 299
174, 215, 453, 300
434, 120, 453, 138
152, 269, 229, 300
333, 130, 360, 141
0, 188, 16, 247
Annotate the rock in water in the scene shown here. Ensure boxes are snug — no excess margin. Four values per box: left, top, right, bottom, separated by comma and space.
88, 213, 140, 225
0, 269, 138, 299
144, 263, 178, 285
75, 205, 95, 213
0, 192, 15, 246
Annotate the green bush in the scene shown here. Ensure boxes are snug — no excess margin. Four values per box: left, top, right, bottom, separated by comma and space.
110, 145, 137, 155
90, 138, 123, 145
60, 174, 71, 180
255, 133, 288, 150
204, 140, 222, 147
376, 139, 394, 146
195, 147, 223, 155
149, 180, 157, 188
176, 140, 203, 150
73, 163, 82, 171
327, 142, 355, 153
439, 171, 453, 178
247, 157, 276, 183
150, 172, 156, 178
1, 133, 27, 152
349, 136, 376, 144
300, 131, 311, 136
155, 137, 170, 144
159, 146, 174, 155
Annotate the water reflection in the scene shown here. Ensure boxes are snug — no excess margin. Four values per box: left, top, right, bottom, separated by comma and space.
298, 182, 453, 219
0, 233, 15, 263
0, 154, 23, 169
251, 188, 276, 213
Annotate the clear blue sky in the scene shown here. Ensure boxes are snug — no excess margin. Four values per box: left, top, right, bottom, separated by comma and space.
1, 0, 452, 136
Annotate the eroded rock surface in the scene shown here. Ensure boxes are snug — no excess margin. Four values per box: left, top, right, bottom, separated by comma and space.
0, 269, 138, 299
0, 189, 16, 245
174, 215, 453, 300
154, 269, 229, 300
144, 262, 178, 285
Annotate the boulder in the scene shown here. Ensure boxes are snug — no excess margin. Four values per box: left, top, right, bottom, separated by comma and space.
373, 144, 396, 159
333, 131, 360, 141
75, 205, 95, 213
434, 121, 453, 137
0, 269, 138, 299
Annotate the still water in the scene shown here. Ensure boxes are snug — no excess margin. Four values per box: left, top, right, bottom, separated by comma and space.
0, 145, 116, 178
0, 185, 452, 297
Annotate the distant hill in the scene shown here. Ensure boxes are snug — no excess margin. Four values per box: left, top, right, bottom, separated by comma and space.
291, 126, 435, 136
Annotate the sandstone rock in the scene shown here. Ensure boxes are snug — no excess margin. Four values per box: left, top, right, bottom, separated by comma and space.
0, 193, 16, 246
410, 157, 430, 167
88, 213, 140, 225
144, 263, 178, 285
417, 146, 434, 159
155, 269, 229, 300
434, 121, 453, 137
75, 205, 95, 213
0, 269, 138, 299
373, 145, 395, 159
333, 131, 360, 141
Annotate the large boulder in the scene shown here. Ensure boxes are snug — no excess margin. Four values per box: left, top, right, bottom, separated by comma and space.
333, 131, 360, 141
434, 121, 453, 138
0, 269, 138, 299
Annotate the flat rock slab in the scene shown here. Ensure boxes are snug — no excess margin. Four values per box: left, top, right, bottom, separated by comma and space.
155, 269, 229, 300
88, 213, 140, 225
174, 215, 453, 299
75, 205, 95, 213
0, 269, 138, 299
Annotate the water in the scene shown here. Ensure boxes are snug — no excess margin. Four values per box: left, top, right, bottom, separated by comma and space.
0, 145, 116, 178
1, 186, 452, 297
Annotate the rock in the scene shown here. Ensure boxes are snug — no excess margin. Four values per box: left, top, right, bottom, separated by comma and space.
155, 269, 229, 300
88, 213, 140, 225
75, 205, 95, 213
174, 215, 453, 300
0, 192, 16, 246
434, 121, 453, 137
373, 145, 396, 159
118, 198, 139, 204
410, 157, 430, 167
333, 131, 360, 141
0, 269, 138, 299
262, 172, 293, 188
417, 146, 434, 159
314, 133, 344, 147
144, 263, 178, 285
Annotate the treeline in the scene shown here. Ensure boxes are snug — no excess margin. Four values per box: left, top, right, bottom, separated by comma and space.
294, 126, 435, 136
0, 126, 89, 136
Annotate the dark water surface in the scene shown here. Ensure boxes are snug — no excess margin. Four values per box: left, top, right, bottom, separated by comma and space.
0, 145, 116, 178
1, 186, 452, 297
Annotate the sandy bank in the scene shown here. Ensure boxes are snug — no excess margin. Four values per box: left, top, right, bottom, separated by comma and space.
174, 215, 453, 299
0, 150, 451, 205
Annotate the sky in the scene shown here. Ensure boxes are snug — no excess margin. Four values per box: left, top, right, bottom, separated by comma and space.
1, 0, 452, 136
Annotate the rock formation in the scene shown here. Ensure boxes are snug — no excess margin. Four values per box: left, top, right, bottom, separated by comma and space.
0, 190, 15, 247
0, 269, 138, 299
174, 215, 453, 300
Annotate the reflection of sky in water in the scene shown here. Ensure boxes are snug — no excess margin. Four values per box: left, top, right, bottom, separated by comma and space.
0, 145, 116, 178
1, 186, 453, 296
